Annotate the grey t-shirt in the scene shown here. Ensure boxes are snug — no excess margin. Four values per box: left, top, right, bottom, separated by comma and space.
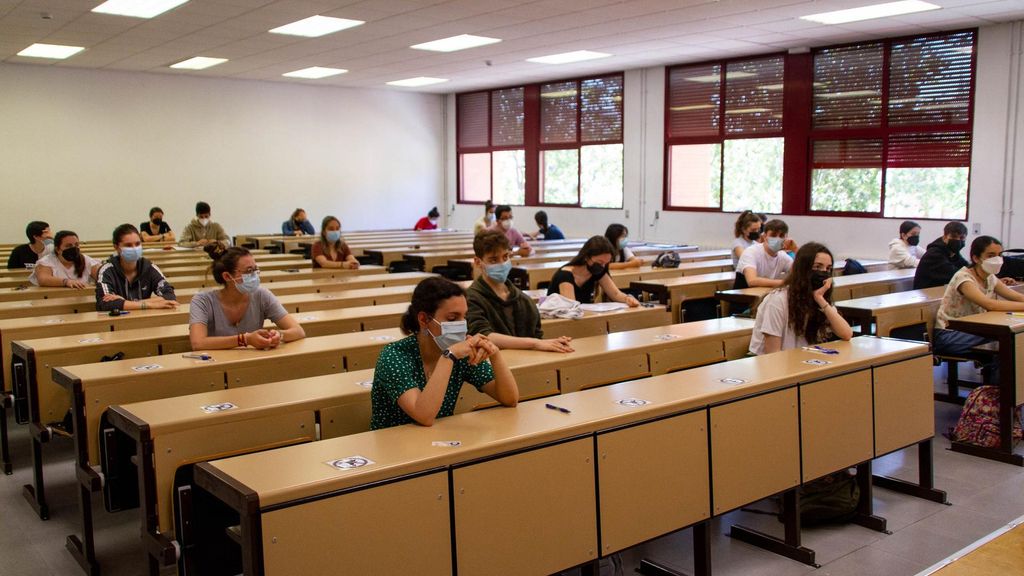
188, 287, 288, 336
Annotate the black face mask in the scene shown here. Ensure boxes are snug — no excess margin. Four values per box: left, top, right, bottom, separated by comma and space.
906, 235, 920, 246
61, 247, 80, 261
152, 218, 163, 227
747, 231, 761, 242
587, 262, 607, 279
946, 239, 964, 253
810, 270, 831, 291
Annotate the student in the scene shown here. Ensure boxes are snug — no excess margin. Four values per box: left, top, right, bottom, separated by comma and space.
414, 207, 440, 231
179, 201, 230, 249
6, 221, 52, 269
490, 205, 532, 256
547, 236, 641, 306
749, 242, 853, 355
282, 208, 315, 236
96, 224, 178, 311
29, 230, 102, 288
913, 221, 969, 289
370, 277, 519, 429
140, 207, 175, 242
933, 236, 1024, 358
473, 200, 496, 235
312, 215, 359, 269
757, 212, 799, 255
735, 219, 793, 288
188, 247, 305, 351
466, 231, 574, 352
529, 210, 565, 241
732, 210, 762, 266
888, 220, 925, 269
605, 223, 644, 270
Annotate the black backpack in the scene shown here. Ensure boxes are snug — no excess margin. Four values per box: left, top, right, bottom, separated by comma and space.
653, 251, 681, 268
842, 258, 867, 276
998, 249, 1024, 281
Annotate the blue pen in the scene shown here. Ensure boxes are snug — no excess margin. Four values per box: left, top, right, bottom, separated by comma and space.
182, 353, 212, 361
812, 345, 839, 355
545, 403, 571, 414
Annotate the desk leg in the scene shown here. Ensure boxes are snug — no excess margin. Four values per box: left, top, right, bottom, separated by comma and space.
636, 521, 711, 576
22, 424, 50, 519
852, 462, 888, 533
729, 489, 818, 567
135, 431, 178, 575
65, 385, 102, 576
873, 439, 950, 503
0, 392, 11, 475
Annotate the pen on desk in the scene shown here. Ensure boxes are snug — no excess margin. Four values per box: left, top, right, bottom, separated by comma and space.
1007, 312, 1024, 317
545, 403, 571, 414
182, 353, 212, 361
803, 345, 839, 355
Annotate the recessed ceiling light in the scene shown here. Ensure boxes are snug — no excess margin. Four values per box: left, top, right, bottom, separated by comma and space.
269, 15, 364, 37
170, 56, 227, 70
411, 34, 501, 53
526, 50, 611, 64
386, 77, 449, 87
283, 66, 348, 79
17, 43, 85, 59
92, 0, 190, 19
800, 1, 940, 25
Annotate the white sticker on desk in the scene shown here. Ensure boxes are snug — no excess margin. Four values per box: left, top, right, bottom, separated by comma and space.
131, 364, 162, 372
718, 377, 747, 385
803, 359, 832, 366
325, 456, 374, 470
356, 380, 373, 389
78, 338, 103, 344
617, 398, 650, 407
201, 402, 237, 413
43, 319, 65, 324
300, 315, 319, 321
369, 335, 395, 342
432, 440, 462, 447
654, 334, 680, 341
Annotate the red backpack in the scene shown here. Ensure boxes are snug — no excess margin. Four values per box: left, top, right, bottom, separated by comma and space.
950, 385, 1023, 448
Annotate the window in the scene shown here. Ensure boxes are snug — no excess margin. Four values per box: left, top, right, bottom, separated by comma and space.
457, 74, 623, 208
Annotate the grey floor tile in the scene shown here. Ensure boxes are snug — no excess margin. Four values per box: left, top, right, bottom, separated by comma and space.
816, 545, 928, 576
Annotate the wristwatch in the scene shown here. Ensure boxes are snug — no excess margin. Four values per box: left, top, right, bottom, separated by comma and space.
441, 348, 457, 361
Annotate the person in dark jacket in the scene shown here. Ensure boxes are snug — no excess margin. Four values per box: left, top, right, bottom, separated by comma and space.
6, 221, 52, 269
96, 224, 178, 312
466, 231, 573, 352
913, 221, 969, 289
282, 208, 315, 236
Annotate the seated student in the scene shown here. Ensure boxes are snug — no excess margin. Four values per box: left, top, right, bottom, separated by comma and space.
933, 236, 1024, 359
732, 210, 762, 266
756, 212, 799, 255
605, 223, 644, 270
490, 205, 532, 257
140, 207, 175, 242
749, 242, 853, 355
312, 215, 359, 269
6, 221, 52, 269
282, 208, 315, 236
96, 224, 178, 311
547, 236, 641, 306
370, 277, 519, 429
179, 201, 230, 249
29, 230, 102, 288
888, 220, 925, 269
473, 200, 496, 235
529, 210, 565, 241
189, 247, 305, 351
913, 221, 969, 289
414, 207, 440, 231
735, 219, 793, 289
466, 231, 573, 352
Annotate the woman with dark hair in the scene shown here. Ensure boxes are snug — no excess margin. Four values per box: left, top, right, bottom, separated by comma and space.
282, 208, 315, 236
888, 220, 925, 269
604, 224, 644, 270
414, 207, 441, 231
30, 230, 102, 288
371, 277, 518, 429
96, 224, 178, 312
473, 200, 496, 235
749, 242, 853, 355
140, 207, 174, 242
732, 210, 762, 266
188, 247, 304, 351
547, 236, 641, 306
312, 215, 359, 269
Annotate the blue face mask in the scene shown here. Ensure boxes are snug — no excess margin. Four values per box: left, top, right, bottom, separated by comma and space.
618, 237, 628, 249
766, 237, 784, 253
234, 272, 260, 294
120, 246, 143, 263
430, 318, 467, 351
325, 230, 342, 243
485, 260, 512, 283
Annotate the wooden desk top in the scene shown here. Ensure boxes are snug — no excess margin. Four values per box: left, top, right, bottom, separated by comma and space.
929, 519, 1024, 575
947, 311, 1024, 334
632, 271, 736, 290
836, 286, 946, 313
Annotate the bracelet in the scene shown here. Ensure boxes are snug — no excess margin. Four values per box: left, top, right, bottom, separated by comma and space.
141, 301, 147, 310
238, 333, 246, 347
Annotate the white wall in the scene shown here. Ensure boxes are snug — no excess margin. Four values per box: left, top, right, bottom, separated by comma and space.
0, 64, 445, 244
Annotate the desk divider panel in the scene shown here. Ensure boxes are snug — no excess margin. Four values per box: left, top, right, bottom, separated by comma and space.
453, 367, 559, 414
344, 347, 385, 372
560, 353, 649, 393
319, 401, 372, 440
873, 356, 935, 456
800, 370, 874, 482
724, 335, 752, 360
226, 351, 342, 387
649, 339, 724, 375
607, 309, 672, 332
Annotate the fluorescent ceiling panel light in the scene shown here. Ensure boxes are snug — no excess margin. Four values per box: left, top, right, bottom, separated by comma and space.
526, 50, 611, 64
17, 43, 84, 59
92, 0, 189, 18
170, 56, 227, 70
283, 66, 347, 79
386, 77, 449, 87
800, 1, 940, 25
684, 71, 754, 83
270, 15, 364, 37
411, 34, 501, 52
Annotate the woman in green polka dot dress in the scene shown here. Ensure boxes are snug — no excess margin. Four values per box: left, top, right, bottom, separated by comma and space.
370, 277, 519, 430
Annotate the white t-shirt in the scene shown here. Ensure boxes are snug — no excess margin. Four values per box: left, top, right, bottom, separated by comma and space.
736, 242, 793, 280
888, 238, 926, 269
935, 267, 997, 330
731, 237, 755, 266
748, 287, 808, 355
29, 253, 101, 286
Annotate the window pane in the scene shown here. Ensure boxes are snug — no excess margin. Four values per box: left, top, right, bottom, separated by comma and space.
581, 144, 623, 208
725, 56, 784, 135
811, 169, 882, 212
540, 81, 578, 144
722, 138, 783, 213
493, 149, 526, 206
889, 31, 974, 127
491, 87, 524, 147
668, 144, 721, 208
541, 149, 579, 204
667, 63, 721, 137
460, 153, 491, 202
813, 43, 883, 129
884, 167, 969, 220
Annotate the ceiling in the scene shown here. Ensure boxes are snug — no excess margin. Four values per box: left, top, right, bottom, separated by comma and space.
1, 0, 1022, 93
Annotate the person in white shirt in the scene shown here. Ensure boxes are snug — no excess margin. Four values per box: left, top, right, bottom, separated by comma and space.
888, 220, 926, 269
29, 230, 102, 288
473, 200, 496, 235
735, 219, 793, 289
749, 242, 853, 355
731, 210, 762, 266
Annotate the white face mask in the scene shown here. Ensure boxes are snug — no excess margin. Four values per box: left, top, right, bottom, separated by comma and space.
487, 213, 496, 223
500, 219, 513, 231
980, 256, 1003, 275
198, 218, 210, 227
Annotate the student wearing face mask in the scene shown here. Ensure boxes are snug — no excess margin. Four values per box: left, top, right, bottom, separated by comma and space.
732, 211, 762, 266
6, 221, 53, 269
179, 201, 230, 249
282, 208, 315, 236
604, 223, 644, 270
490, 205, 532, 256
749, 242, 853, 355
547, 236, 641, 306
188, 247, 305, 351
370, 277, 519, 429
312, 215, 359, 269
913, 221, 969, 289
140, 207, 175, 242
735, 219, 793, 289
96, 224, 178, 312
466, 231, 573, 352
888, 220, 925, 269
414, 207, 441, 231
30, 230, 102, 288
473, 200, 496, 235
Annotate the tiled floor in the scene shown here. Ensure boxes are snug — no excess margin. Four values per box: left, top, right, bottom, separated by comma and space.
1, 367, 1022, 576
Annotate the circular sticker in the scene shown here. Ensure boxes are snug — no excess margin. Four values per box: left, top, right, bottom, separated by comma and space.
131, 364, 162, 372
78, 337, 104, 344
617, 398, 650, 407
326, 456, 374, 470
357, 380, 373, 389
803, 359, 832, 366
654, 334, 680, 341
431, 440, 462, 447
201, 402, 237, 413
718, 377, 747, 385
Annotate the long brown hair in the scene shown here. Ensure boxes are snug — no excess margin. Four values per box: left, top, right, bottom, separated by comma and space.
734, 210, 761, 238
783, 242, 834, 343
568, 236, 615, 267
319, 215, 343, 254
55, 230, 86, 278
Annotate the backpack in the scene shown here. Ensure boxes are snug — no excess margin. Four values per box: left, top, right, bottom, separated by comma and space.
799, 470, 860, 525
653, 251, 680, 268
950, 385, 1023, 448
842, 258, 867, 276
998, 248, 1024, 281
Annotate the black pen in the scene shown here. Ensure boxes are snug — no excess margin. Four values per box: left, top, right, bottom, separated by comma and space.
545, 403, 571, 414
